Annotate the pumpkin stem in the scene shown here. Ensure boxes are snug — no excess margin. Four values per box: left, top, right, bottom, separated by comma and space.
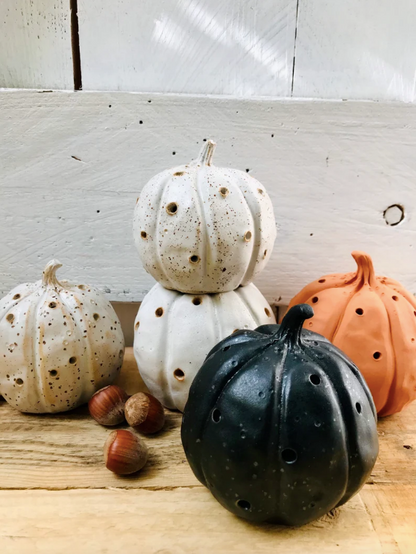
275, 304, 314, 346
193, 140, 216, 166
351, 251, 377, 287
42, 260, 63, 288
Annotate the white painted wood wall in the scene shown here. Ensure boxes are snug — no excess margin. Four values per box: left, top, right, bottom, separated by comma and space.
1, 0, 416, 308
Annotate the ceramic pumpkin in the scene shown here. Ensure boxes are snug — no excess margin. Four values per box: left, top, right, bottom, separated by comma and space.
133, 282, 275, 411
0, 260, 125, 413
181, 304, 378, 526
286, 251, 416, 416
133, 140, 276, 294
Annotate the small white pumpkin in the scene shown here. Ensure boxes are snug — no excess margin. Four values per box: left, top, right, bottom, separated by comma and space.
133, 140, 277, 294
0, 260, 125, 413
133, 282, 276, 411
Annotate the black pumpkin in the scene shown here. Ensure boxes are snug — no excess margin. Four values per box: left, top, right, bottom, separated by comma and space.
181, 304, 379, 526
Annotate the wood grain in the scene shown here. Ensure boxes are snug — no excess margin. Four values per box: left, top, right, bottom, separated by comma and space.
0, 348, 415, 553
77, 0, 297, 96
293, 0, 416, 102
2, 91, 416, 305
0, 0, 73, 89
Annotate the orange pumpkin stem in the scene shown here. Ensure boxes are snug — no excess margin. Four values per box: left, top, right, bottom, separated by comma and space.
351, 251, 377, 288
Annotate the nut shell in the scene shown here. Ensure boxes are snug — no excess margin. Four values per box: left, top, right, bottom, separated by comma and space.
104, 429, 148, 475
88, 385, 129, 426
125, 392, 165, 434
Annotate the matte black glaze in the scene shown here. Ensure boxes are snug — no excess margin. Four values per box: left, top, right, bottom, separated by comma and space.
181, 304, 379, 526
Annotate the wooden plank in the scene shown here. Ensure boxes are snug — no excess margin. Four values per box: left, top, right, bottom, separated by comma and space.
1, 91, 416, 304
77, 0, 297, 96
0, 0, 73, 89
293, 0, 416, 101
0, 488, 383, 554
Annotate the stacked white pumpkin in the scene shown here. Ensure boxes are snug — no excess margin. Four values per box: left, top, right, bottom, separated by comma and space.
133, 141, 277, 411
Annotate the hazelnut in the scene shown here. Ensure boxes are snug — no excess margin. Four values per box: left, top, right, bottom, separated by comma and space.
125, 392, 165, 434
104, 429, 148, 475
88, 385, 129, 426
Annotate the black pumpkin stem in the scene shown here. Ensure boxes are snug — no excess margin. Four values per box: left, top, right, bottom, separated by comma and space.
276, 304, 314, 346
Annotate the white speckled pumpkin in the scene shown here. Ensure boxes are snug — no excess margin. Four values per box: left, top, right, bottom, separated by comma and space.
133, 140, 277, 294
133, 282, 276, 411
0, 260, 125, 413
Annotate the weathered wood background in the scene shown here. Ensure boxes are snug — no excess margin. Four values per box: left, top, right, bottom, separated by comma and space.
1, 0, 416, 306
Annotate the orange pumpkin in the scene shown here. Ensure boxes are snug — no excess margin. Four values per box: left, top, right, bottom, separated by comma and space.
285, 251, 416, 416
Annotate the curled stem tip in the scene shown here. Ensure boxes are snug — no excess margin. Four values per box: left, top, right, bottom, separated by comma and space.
194, 140, 216, 166
42, 259, 63, 287
276, 304, 314, 346
351, 251, 376, 287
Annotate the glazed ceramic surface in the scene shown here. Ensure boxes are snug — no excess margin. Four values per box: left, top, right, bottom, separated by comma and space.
286, 251, 416, 416
181, 304, 378, 526
133, 140, 276, 294
0, 261, 125, 413
133, 282, 275, 411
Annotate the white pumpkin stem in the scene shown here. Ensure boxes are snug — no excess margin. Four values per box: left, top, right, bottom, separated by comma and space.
42, 260, 63, 287
194, 140, 216, 166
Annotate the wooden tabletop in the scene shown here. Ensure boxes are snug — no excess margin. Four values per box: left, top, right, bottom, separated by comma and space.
0, 348, 415, 554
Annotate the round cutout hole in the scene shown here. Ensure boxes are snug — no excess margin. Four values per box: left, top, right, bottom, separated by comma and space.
355, 402, 362, 414
155, 307, 164, 317
312, 297, 319, 304
15, 378, 24, 386
392, 295, 399, 301
78, 284, 86, 290
93, 313, 99, 321
356, 308, 364, 315
6, 314, 14, 323
373, 351, 381, 360
258, 188, 264, 195
69, 357, 77, 364
212, 409, 221, 423
263, 249, 267, 258
244, 231, 252, 242
140, 231, 147, 239
49, 302, 57, 309
173, 368, 185, 381
219, 187, 229, 197
318, 279, 326, 283
135, 321, 140, 330
264, 308, 271, 317
236, 499, 251, 511
189, 255, 200, 264
309, 374, 321, 385
166, 202, 178, 215
192, 297, 202, 306
281, 448, 298, 464
49, 370, 58, 377
223, 346, 230, 352
13, 294, 21, 300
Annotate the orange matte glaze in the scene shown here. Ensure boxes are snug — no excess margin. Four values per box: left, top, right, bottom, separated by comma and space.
285, 251, 416, 416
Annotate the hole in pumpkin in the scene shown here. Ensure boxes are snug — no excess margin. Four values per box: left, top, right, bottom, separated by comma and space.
264, 308, 271, 317
312, 297, 319, 304
355, 402, 362, 414
192, 297, 202, 306
173, 368, 185, 381
78, 285, 86, 290
212, 409, 221, 423
223, 346, 230, 351
140, 231, 147, 239
258, 188, 264, 195
6, 314, 14, 323
392, 295, 399, 301
318, 279, 326, 283
13, 294, 21, 300
412, 338, 415, 342
263, 249, 267, 258
49, 302, 57, 309
219, 187, 229, 197
93, 313, 100, 321
236, 499, 251, 511
15, 378, 24, 386
69, 357, 77, 364
356, 308, 364, 315
135, 321, 140, 330
281, 448, 298, 464
166, 202, 178, 215
309, 374, 321, 385
244, 231, 252, 242
155, 307, 164, 317
309, 502, 316, 508
49, 370, 58, 377
189, 255, 200, 264
173, 171, 185, 177
373, 351, 381, 360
